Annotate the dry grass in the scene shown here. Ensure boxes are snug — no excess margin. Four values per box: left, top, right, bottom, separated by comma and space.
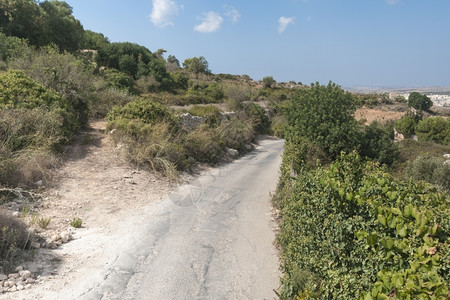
355, 107, 405, 125
0, 209, 32, 270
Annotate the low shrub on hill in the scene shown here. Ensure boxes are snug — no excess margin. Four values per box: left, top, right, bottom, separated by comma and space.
416, 117, 450, 145
106, 98, 259, 177
276, 152, 449, 299
0, 209, 31, 270
0, 70, 78, 187
404, 155, 450, 193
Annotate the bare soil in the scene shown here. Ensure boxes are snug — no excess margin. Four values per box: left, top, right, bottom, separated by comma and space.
355, 107, 405, 125
0, 121, 176, 299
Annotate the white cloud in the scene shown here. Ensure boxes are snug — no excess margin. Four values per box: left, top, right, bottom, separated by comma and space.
224, 5, 240, 24
194, 11, 223, 33
386, 0, 400, 4
150, 0, 180, 28
278, 16, 295, 33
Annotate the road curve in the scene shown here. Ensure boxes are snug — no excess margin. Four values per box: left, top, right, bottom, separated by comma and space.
61, 137, 284, 300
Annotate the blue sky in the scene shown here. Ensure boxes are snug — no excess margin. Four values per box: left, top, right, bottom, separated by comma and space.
65, 0, 450, 87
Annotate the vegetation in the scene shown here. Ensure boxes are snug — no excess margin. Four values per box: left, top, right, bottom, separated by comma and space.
408, 92, 433, 111
0, 209, 31, 269
1, 1, 449, 293
70, 217, 82, 228
394, 115, 416, 137
276, 82, 448, 299
277, 153, 449, 299
404, 156, 450, 192
416, 117, 450, 145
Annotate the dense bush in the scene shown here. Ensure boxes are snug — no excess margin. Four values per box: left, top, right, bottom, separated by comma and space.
0, 69, 66, 110
416, 117, 450, 145
277, 152, 449, 299
0, 33, 31, 63
0, 69, 78, 187
394, 115, 416, 137
283, 82, 398, 167
106, 98, 176, 126
9, 46, 95, 126
359, 121, 399, 166
284, 82, 360, 161
404, 156, 450, 192
242, 103, 270, 134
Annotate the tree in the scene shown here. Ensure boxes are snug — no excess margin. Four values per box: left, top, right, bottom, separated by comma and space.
408, 92, 433, 111
262, 76, 275, 88
167, 55, 180, 67
285, 82, 360, 160
39, 0, 85, 52
82, 30, 109, 50
182, 56, 210, 74
0, 0, 46, 46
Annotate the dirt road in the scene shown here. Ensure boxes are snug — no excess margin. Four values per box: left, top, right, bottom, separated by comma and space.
3, 122, 284, 300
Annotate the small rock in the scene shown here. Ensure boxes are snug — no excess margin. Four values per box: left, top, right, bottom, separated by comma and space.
244, 144, 252, 151
12, 211, 20, 217
0, 274, 7, 281
9, 285, 17, 292
60, 232, 71, 243
8, 273, 19, 279
46, 240, 56, 249
17, 285, 24, 291
0, 286, 3, 293
30, 241, 41, 249
15, 266, 23, 272
19, 270, 31, 280
51, 234, 61, 242
25, 278, 35, 284
227, 148, 239, 157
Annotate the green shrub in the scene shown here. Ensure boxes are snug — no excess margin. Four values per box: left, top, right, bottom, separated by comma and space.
277, 152, 449, 299
9, 46, 94, 127
102, 68, 134, 91
242, 103, 270, 134
0, 70, 66, 110
70, 217, 83, 228
359, 121, 399, 166
416, 117, 450, 145
284, 82, 360, 160
404, 155, 450, 192
394, 115, 416, 137
107, 98, 176, 126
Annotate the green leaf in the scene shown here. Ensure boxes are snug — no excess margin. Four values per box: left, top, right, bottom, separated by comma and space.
392, 273, 404, 288
396, 223, 407, 237
377, 214, 387, 226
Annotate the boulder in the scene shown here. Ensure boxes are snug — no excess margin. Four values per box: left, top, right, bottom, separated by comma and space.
180, 113, 203, 131
227, 148, 239, 157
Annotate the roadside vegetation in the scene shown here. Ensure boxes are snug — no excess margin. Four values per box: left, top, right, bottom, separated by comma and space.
1, 1, 449, 296
274, 82, 449, 299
